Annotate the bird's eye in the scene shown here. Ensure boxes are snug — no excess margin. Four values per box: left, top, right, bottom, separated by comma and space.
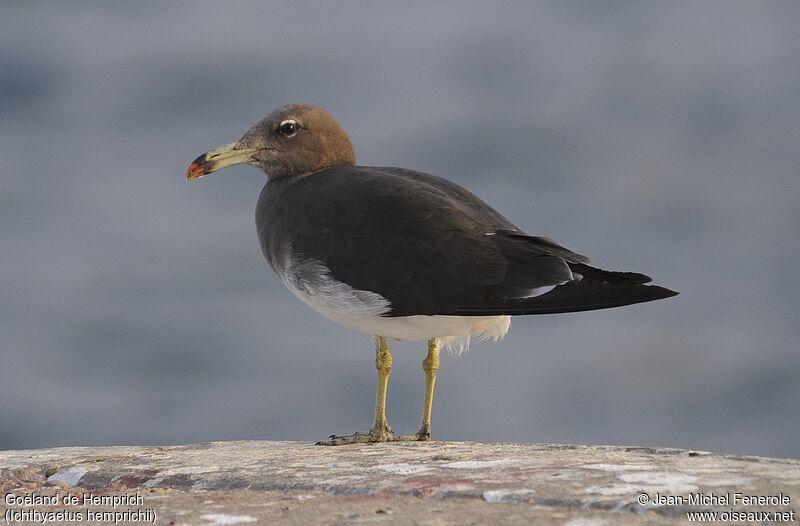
279, 119, 298, 137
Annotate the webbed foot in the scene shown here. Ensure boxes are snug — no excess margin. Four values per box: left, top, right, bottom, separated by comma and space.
316, 422, 429, 445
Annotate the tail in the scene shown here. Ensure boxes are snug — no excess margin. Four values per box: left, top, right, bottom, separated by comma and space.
454, 263, 678, 316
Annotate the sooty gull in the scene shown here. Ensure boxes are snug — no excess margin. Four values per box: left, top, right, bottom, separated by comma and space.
186, 103, 678, 445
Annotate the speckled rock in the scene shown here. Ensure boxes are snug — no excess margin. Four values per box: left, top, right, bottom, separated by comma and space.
1, 441, 798, 525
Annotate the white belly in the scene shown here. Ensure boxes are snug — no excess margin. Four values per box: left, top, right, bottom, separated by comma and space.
323, 309, 511, 346
307, 306, 510, 355
275, 255, 511, 353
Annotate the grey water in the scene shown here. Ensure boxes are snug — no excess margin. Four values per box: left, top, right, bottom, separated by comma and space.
1, 1, 798, 458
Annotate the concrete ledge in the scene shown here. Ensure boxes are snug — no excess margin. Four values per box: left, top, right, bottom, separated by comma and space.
1, 441, 798, 525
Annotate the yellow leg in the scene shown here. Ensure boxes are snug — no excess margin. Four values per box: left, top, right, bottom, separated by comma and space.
371, 336, 393, 437
317, 336, 395, 445
416, 338, 440, 440
317, 336, 441, 446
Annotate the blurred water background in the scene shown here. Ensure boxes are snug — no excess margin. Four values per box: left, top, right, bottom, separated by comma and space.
1, 2, 799, 458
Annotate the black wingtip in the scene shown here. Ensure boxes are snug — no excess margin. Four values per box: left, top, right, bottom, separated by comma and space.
568, 263, 654, 285
653, 285, 679, 299
635, 285, 679, 306
453, 281, 679, 316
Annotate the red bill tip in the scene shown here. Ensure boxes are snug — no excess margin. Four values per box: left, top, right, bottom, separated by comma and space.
186, 158, 207, 180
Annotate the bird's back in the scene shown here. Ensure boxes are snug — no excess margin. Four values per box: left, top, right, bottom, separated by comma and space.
255, 166, 676, 320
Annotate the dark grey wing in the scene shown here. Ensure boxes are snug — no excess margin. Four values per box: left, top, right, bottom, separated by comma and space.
480, 229, 588, 298
260, 166, 581, 316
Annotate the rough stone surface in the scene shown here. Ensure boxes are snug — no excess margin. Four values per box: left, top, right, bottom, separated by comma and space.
1, 441, 798, 525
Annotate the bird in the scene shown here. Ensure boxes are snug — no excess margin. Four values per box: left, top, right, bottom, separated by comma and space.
186, 103, 678, 445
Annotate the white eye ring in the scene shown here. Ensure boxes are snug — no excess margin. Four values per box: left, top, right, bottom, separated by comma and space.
279, 119, 298, 137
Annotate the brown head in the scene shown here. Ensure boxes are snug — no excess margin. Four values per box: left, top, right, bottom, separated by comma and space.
186, 104, 356, 181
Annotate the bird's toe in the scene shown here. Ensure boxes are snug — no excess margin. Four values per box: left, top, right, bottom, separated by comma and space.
316, 422, 400, 446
